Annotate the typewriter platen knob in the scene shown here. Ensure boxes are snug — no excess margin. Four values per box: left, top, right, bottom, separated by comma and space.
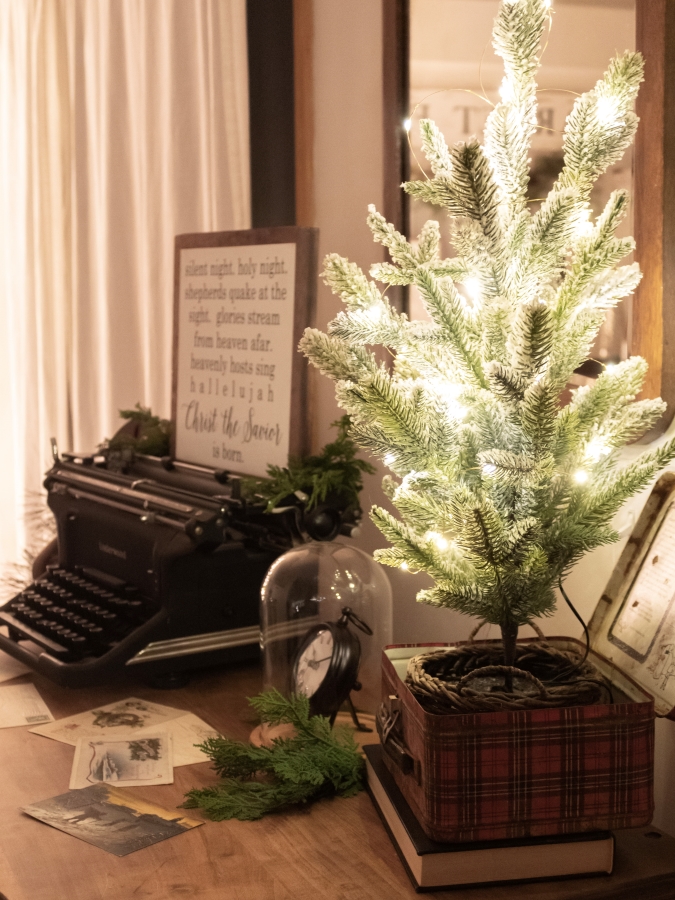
185, 512, 223, 545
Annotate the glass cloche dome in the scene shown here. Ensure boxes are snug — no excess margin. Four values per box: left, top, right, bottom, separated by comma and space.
260, 541, 393, 716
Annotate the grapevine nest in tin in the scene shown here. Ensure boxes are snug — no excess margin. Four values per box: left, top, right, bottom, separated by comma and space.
406, 628, 609, 714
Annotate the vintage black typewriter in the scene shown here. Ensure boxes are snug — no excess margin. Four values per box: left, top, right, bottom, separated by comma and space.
0, 445, 360, 687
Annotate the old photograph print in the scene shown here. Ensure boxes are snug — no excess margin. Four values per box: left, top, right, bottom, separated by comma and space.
70, 733, 173, 789
22, 784, 202, 856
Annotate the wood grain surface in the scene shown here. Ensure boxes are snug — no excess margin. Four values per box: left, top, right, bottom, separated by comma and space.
1, 662, 674, 900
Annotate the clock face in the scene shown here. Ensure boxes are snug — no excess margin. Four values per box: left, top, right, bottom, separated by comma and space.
294, 628, 335, 698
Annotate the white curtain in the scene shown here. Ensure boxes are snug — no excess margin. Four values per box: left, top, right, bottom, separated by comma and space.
0, 0, 250, 565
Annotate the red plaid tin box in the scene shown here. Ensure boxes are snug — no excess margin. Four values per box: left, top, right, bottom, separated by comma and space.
379, 638, 655, 843
376, 473, 675, 843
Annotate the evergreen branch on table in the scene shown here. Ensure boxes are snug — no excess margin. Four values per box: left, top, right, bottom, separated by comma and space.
183, 691, 364, 821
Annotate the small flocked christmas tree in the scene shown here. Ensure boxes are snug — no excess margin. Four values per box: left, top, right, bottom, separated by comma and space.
300, 0, 675, 677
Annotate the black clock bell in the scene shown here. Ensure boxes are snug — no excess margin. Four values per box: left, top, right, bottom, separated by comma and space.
292, 606, 373, 724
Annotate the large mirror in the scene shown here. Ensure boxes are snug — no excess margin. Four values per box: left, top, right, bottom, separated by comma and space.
382, 0, 675, 431
408, 0, 635, 374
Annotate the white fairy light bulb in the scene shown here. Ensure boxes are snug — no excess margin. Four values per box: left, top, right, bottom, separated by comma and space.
403, 118, 412, 133
464, 277, 483, 304
604, 363, 617, 374
436, 381, 462, 401
499, 79, 516, 104
596, 95, 621, 127
574, 469, 589, 484
363, 304, 383, 323
433, 380, 467, 421
400, 561, 409, 571
585, 438, 611, 463
426, 531, 449, 551
384, 452, 397, 468
482, 463, 497, 476
572, 207, 593, 239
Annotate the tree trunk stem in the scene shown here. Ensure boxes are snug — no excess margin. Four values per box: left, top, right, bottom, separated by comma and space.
501, 621, 519, 693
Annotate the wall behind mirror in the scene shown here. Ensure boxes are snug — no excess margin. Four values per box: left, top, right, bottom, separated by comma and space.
407, 0, 635, 371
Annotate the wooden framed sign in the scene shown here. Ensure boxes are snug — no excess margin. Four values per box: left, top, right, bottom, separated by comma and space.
171, 227, 318, 477
590, 471, 675, 718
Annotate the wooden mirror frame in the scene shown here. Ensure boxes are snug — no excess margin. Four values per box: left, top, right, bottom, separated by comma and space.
633, 0, 675, 433
383, 0, 675, 434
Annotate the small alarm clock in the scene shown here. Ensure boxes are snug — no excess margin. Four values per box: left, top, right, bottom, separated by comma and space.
292, 606, 373, 721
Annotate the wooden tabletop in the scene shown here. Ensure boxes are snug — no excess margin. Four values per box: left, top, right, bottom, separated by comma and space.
1, 661, 675, 900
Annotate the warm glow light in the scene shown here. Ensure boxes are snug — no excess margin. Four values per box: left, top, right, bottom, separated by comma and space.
435, 381, 462, 401
572, 207, 593, 239
499, 80, 515, 104
596, 95, 621, 127
400, 561, 409, 571
384, 453, 397, 467
482, 463, 497, 476
574, 469, 589, 484
363, 304, 383, 323
431, 381, 467, 421
403, 118, 412, 132
604, 363, 617, 374
464, 277, 482, 303
585, 438, 611, 463
426, 531, 449, 551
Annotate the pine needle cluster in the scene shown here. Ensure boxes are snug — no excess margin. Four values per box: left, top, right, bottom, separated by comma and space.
183, 691, 364, 820
241, 415, 375, 511
300, 0, 675, 663
107, 403, 172, 458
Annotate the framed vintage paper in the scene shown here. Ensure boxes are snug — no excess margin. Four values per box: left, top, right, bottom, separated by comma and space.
172, 227, 318, 478
590, 471, 675, 718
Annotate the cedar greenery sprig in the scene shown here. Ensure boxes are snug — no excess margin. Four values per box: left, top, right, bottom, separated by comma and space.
107, 403, 172, 458
241, 415, 375, 511
183, 690, 365, 821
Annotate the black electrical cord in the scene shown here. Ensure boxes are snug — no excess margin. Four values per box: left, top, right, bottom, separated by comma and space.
547, 578, 591, 682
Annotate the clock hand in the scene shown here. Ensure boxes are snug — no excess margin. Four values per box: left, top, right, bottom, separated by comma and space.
307, 655, 333, 669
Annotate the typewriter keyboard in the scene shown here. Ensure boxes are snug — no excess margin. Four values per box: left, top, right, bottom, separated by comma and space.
0, 567, 156, 661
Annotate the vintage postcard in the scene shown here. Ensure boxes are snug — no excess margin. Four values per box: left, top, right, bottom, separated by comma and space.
170, 713, 218, 766
70, 732, 173, 789
23, 783, 202, 856
0, 649, 31, 683
0, 682, 53, 728
30, 696, 218, 766
29, 696, 183, 743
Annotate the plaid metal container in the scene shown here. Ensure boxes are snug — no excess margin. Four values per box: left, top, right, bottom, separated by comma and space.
379, 639, 655, 843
